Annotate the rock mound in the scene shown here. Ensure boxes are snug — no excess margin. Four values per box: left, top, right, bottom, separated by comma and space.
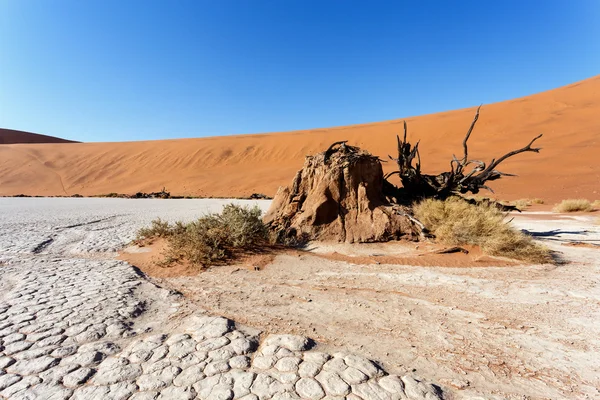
264, 142, 423, 243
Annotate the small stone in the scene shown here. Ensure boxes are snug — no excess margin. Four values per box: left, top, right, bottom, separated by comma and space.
263, 335, 310, 352
207, 384, 234, 400
0, 374, 21, 391
275, 357, 302, 372
0, 375, 41, 398
205, 360, 230, 376
129, 391, 159, 400
259, 344, 279, 356
199, 317, 232, 339
351, 381, 393, 400
296, 377, 325, 400
37, 334, 67, 347
142, 359, 172, 375
378, 375, 405, 394
340, 367, 368, 384
194, 374, 221, 398
158, 385, 196, 400
7, 355, 59, 374
130, 349, 153, 363
137, 365, 182, 391
252, 355, 276, 370
12, 345, 55, 360
197, 336, 230, 351
51, 344, 78, 358
271, 371, 299, 385
208, 347, 235, 362
63, 367, 96, 387
303, 352, 331, 365
275, 348, 294, 358
3, 340, 33, 355
62, 350, 105, 366
229, 337, 256, 355
13, 383, 73, 400
74, 326, 106, 343
323, 357, 347, 373
147, 345, 169, 363
0, 357, 16, 370
315, 371, 350, 396
26, 328, 61, 342
39, 364, 80, 385
92, 357, 142, 385
343, 355, 381, 378
229, 355, 250, 369
107, 381, 138, 399
144, 334, 168, 344
2, 333, 25, 345
179, 351, 208, 368
238, 395, 258, 400
299, 361, 322, 378
401, 376, 441, 399
64, 323, 90, 337
173, 365, 206, 387
250, 374, 281, 399
229, 370, 255, 398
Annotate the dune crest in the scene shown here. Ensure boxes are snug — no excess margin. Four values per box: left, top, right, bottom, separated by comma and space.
0, 128, 78, 144
1, 76, 599, 201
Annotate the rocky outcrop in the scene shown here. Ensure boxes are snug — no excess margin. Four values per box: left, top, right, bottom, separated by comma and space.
264, 142, 424, 243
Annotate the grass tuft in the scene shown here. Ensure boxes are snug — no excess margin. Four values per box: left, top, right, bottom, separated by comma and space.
510, 198, 544, 208
136, 204, 269, 267
553, 199, 593, 213
413, 197, 552, 263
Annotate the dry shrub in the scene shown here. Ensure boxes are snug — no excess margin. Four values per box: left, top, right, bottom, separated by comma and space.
512, 199, 532, 208
553, 199, 593, 213
413, 197, 552, 263
136, 218, 174, 240
511, 198, 543, 208
592, 200, 600, 209
137, 204, 269, 267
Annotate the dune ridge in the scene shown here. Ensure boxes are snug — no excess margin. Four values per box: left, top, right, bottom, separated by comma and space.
1, 76, 599, 201
0, 128, 78, 145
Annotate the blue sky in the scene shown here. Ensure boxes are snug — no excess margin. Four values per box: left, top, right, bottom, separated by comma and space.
1, 1, 599, 142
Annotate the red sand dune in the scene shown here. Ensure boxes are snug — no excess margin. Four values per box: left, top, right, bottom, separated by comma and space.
0, 76, 599, 202
0, 128, 78, 145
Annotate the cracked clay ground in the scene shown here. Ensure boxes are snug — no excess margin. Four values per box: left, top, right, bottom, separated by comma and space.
0, 198, 442, 400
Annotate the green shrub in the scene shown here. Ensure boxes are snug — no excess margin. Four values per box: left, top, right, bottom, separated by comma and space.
413, 197, 552, 263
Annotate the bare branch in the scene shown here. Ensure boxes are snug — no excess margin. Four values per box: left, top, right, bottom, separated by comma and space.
461, 105, 481, 163
324, 141, 348, 163
477, 134, 543, 179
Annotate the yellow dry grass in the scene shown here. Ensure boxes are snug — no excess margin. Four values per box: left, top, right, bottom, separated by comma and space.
413, 197, 552, 263
553, 199, 594, 213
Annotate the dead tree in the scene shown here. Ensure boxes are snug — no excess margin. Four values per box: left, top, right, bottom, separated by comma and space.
386, 106, 543, 200
264, 106, 541, 244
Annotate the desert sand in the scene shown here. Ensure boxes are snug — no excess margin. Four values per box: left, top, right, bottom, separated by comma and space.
1, 76, 599, 201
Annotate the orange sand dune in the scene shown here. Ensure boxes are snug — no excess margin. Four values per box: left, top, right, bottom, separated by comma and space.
1, 76, 599, 201
0, 128, 78, 145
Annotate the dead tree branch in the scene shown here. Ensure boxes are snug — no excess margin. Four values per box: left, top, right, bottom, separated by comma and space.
386, 106, 543, 199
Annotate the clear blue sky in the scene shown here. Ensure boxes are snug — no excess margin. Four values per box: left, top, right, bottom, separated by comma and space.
1, 1, 598, 142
